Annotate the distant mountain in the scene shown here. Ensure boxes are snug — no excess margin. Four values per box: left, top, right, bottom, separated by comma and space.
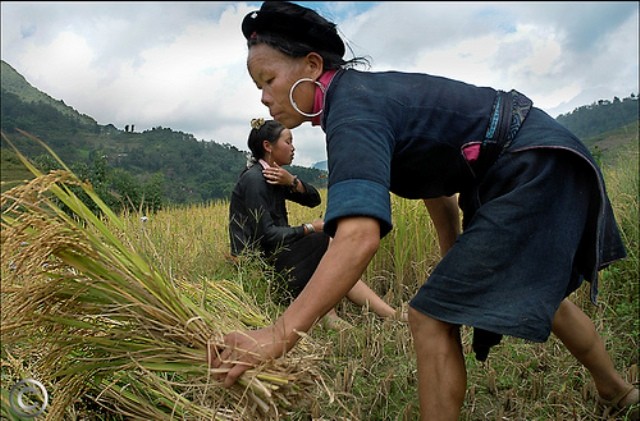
312, 160, 327, 171
556, 95, 638, 141
1, 61, 97, 127
1, 59, 328, 206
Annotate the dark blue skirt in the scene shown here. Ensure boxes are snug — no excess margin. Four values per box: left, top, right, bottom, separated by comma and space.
410, 147, 626, 359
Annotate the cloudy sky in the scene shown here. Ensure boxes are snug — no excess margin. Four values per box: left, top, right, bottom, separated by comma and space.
1, 1, 638, 167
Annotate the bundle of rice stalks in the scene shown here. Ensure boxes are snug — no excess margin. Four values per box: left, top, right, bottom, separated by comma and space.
0, 133, 331, 420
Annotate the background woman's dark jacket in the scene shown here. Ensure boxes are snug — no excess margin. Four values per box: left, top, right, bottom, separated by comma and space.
229, 163, 321, 257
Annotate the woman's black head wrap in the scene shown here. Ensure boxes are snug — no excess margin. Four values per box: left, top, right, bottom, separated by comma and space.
241, 1, 345, 58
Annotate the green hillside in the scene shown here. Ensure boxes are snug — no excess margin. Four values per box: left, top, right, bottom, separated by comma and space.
1, 60, 327, 209
1, 60, 97, 127
556, 95, 638, 141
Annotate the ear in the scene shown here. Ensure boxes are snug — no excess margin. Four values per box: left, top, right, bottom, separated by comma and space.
305, 52, 324, 79
262, 139, 272, 153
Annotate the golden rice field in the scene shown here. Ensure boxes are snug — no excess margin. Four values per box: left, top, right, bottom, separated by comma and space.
1, 136, 638, 420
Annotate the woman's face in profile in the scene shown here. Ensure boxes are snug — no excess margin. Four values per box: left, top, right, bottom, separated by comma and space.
267, 128, 295, 166
247, 43, 314, 130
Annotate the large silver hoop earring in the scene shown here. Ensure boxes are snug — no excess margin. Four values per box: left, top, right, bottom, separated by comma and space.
289, 78, 325, 118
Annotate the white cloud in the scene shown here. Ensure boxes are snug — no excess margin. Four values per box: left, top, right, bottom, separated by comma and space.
19, 30, 95, 92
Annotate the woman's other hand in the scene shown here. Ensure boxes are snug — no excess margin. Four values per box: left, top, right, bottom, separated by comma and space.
311, 218, 324, 232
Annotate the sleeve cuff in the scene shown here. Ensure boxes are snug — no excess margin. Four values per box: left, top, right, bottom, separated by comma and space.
324, 179, 392, 238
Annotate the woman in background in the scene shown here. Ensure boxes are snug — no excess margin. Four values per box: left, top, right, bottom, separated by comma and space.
229, 118, 401, 328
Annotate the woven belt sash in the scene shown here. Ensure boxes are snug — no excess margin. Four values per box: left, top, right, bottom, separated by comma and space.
473, 89, 533, 177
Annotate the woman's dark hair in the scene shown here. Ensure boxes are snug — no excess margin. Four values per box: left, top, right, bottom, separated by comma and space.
247, 119, 285, 162
242, 1, 369, 70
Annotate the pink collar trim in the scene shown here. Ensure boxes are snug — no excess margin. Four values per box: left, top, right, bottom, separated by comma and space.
311, 70, 337, 126
259, 159, 271, 169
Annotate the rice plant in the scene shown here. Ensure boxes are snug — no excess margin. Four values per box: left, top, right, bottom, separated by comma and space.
1, 132, 332, 420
